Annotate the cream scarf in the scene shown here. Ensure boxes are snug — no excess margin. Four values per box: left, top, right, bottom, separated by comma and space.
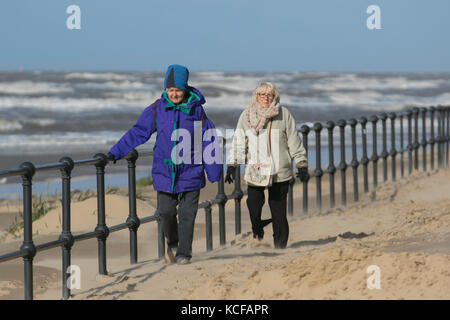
245, 101, 280, 134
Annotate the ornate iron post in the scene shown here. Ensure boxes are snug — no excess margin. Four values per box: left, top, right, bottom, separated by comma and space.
94, 153, 109, 275
59, 157, 75, 300
19, 162, 36, 300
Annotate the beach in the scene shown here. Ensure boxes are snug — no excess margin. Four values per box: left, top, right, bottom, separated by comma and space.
0, 167, 449, 300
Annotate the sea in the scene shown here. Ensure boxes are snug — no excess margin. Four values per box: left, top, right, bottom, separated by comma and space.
1, 71, 450, 199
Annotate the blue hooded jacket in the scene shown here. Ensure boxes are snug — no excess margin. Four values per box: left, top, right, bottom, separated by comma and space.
109, 87, 223, 193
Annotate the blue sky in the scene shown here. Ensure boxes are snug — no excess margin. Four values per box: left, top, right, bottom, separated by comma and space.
0, 0, 449, 72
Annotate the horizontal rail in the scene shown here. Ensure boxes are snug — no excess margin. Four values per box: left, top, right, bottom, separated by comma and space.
0, 150, 156, 178
35, 239, 66, 253
0, 249, 27, 263
35, 162, 66, 172
72, 158, 101, 167
73, 230, 103, 242
0, 167, 28, 178
108, 223, 129, 233
140, 214, 159, 224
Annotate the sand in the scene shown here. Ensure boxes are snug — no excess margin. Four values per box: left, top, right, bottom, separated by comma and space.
1, 168, 450, 300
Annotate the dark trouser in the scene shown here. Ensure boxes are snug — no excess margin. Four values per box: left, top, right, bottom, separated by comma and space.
157, 190, 200, 259
246, 181, 290, 249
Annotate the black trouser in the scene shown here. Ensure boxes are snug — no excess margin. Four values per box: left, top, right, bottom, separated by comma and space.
157, 190, 200, 259
246, 181, 290, 248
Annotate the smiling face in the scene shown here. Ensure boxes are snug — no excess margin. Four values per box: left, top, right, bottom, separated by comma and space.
166, 87, 185, 104
256, 87, 274, 108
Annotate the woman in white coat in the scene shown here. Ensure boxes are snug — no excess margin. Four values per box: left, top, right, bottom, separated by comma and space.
226, 82, 308, 248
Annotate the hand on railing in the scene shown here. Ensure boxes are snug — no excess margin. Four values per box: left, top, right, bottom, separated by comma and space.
225, 166, 236, 184
296, 167, 309, 182
107, 152, 117, 164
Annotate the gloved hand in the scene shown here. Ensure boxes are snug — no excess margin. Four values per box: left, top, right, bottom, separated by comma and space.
225, 166, 236, 184
296, 167, 308, 182
107, 152, 117, 164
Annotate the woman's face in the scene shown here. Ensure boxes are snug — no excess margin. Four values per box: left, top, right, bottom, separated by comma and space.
166, 87, 185, 104
256, 89, 274, 108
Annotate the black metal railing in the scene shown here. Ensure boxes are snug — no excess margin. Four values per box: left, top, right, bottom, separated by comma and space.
0, 105, 449, 300
298, 105, 449, 214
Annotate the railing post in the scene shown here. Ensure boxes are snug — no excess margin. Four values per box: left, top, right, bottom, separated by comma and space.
406, 110, 413, 175
388, 113, 397, 181
442, 106, 445, 168
429, 107, 436, 170
399, 113, 405, 178
369, 116, 379, 192
94, 153, 109, 275
126, 150, 140, 264
445, 106, 450, 168
359, 117, 369, 193
325, 121, 336, 208
441, 105, 446, 168
205, 204, 213, 251
313, 122, 323, 212
233, 165, 243, 234
444, 106, 450, 168
440, 105, 448, 168
379, 113, 388, 182
337, 119, 347, 206
19, 162, 36, 300
412, 107, 420, 171
442, 105, 446, 168
300, 125, 310, 215
442, 105, 447, 168
59, 157, 75, 300
437, 106, 443, 169
215, 137, 227, 246
349, 118, 359, 202
420, 108, 427, 171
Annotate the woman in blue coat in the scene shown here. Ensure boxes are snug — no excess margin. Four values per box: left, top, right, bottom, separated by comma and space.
108, 65, 222, 264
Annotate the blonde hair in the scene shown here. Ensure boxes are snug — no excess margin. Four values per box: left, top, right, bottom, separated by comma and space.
251, 82, 280, 105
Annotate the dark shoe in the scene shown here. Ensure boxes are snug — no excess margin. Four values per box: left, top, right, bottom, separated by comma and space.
253, 233, 263, 241
176, 257, 191, 265
164, 249, 176, 264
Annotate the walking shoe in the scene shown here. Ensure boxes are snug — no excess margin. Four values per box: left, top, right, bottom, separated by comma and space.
164, 249, 176, 264
176, 257, 191, 265
253, 233, 263, 241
